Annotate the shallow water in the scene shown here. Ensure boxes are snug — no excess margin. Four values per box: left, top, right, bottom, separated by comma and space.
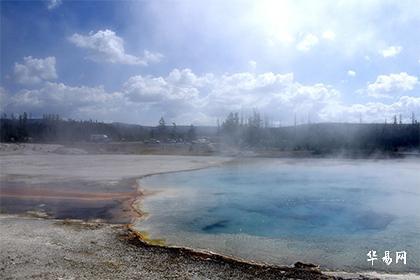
135, 158, 420, 273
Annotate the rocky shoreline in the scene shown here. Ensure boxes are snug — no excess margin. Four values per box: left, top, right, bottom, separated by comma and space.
1, 214, 382, 280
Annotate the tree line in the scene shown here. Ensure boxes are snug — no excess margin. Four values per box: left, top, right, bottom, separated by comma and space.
0, 113, 197, 143
218, 111, 420, 153
1, 111, 419, 154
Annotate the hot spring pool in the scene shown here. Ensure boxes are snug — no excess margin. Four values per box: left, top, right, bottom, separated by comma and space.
134, 158, 420, 273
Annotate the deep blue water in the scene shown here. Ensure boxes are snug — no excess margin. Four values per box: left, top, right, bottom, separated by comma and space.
135, 158, 420, 273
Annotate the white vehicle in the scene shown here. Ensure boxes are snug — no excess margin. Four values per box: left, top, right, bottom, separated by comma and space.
90, 134, 110, 142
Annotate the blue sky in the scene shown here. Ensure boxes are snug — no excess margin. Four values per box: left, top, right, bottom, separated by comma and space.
1, 0, 420, 125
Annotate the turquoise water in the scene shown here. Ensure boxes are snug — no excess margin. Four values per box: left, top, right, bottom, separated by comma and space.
135, 158, 420, 273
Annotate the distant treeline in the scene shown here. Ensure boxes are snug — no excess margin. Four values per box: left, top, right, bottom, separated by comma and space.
1, 112, 419, 153
0, 114, 199, 143
219, 111, 420, 153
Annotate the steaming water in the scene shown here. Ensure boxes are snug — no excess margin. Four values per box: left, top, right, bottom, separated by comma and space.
134, 158, 420, 273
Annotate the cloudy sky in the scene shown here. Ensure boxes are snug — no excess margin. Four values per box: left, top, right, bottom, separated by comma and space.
1, 0, 420, 125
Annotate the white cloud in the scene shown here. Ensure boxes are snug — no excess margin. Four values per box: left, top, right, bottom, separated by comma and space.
2, 69, 339, 124
4, 82, 128, 121
120, 70, 339, 123
365, 72, 418, 98
68, 29, 163, 65
320, 96, 420, 123
46, 0, 62, 10
123, 74, 200, 104
380, 45, 403, 58
248, 60, 257, 70
142, 50, 163, 64
347, 70, 356, 77
322, 31, 336, 41
4, 68, 420, 125
296, 34, 319, 52
14, 56, 57, 85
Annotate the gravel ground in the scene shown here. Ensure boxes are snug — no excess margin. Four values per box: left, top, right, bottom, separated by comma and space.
0, 215, 358, 280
